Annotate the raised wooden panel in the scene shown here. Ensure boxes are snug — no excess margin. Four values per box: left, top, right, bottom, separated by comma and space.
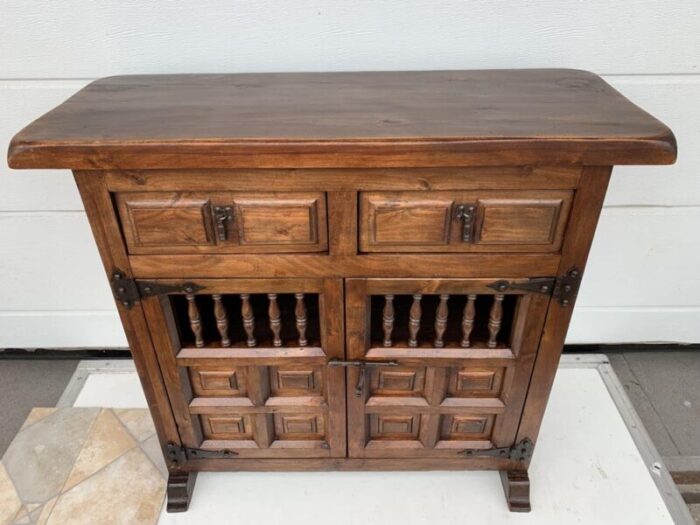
201, 414, 254, 440
441, 414, 494, 440
360, 190, 573, 253
116, 192, 214, 250
273, 413, 325, 440
370, 367, 426, 397
370, 414, 421, 440
270, 366, 323, 396
116, 191, 327, 254
363, 193, 453, 246
447, 368, 504, 398
189, 367, 247, 397
474, 198, 564, 245
232, 192, 326, 249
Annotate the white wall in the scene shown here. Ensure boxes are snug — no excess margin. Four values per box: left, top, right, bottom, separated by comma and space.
1, 1, 699, 347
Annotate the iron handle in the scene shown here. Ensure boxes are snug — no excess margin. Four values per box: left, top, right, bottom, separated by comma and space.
328, 359, 399, 398
454, 203, 477, 243
213, 205, 233, 241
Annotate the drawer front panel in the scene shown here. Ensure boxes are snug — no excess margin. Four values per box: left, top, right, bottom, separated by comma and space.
360, 190, 572, 253
116, 191, 327, 254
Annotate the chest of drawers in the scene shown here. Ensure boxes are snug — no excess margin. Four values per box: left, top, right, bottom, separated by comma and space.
8, 69, 676, 513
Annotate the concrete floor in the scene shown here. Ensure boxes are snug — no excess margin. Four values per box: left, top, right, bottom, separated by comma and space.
0, 359, 78, 455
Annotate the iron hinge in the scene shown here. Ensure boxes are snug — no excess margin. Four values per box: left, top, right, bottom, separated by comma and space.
110, 271, 204, 309
458, 438, 534, 462
552, 267, 582, 307
165, 442, 238, 466
487, 277, 555, 296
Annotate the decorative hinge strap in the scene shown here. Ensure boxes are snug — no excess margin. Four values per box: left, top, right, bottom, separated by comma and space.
110, 270, 204, 309
552, 267, 582, 307
458, 438, 533, 462
165, 442, 238, 466
487, 277, 555, 295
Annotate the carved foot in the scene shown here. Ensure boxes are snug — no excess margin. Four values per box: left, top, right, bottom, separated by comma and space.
167, 471, 198, 513
500, 469, 530, 512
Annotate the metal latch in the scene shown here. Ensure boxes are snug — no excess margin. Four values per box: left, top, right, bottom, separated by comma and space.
454, 203, 477, 242
166, 442, 239, 466
458, 438, 534, 462
328, 359, 399, 397
213, 206, 233, 241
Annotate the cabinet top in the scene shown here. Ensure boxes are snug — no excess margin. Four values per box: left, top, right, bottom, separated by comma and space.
8, 69, 675, 170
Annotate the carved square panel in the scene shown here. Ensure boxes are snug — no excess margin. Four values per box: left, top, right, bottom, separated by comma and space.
189, 367, 248, 397
370, 367, 426, 397
369, 414, 421, 440
200, 414, 254, 440
270, 366, 323, 396
440, 414, 494, 440
447, 367, 504, 398
273, 413, 325, 440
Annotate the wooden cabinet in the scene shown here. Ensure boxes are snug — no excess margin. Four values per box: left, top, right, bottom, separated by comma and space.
8, 70, 676, 513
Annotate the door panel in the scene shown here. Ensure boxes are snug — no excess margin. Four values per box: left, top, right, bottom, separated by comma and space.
345, 278, 549, 458
141, 278, 346, 458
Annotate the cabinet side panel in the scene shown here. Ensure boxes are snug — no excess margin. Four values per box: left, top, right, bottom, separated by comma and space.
515, 166, 612, 449
72, 170, 182, 460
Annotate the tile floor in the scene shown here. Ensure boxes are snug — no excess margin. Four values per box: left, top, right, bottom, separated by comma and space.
0, 407, 165, 525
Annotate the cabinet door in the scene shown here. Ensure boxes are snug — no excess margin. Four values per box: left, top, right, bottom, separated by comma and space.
345, 278, 549, 458
141, 278, 345, 458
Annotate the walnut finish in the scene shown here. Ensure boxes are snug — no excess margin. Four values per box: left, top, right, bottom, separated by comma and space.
7, 70, 676, 514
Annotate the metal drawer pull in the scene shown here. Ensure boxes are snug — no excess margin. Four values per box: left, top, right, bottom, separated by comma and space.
454, 203, 477, 242
213, 205, 233, 241
328, 359, 399, 397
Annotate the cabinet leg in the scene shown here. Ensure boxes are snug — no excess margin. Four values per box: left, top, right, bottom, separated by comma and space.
500, 469, 530, 512
167, 471, 198, 513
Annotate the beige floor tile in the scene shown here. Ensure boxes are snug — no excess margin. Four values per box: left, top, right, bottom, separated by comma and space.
3, 408, 99, 504
63, 409, 136, 491
0, 462, 22, 525
35, 496, 57, 525
20, 408, 58, 431
47, 448, 165, 525
139, 434, 167, 479
114, 409, 156, 442
11, 506, 29, 525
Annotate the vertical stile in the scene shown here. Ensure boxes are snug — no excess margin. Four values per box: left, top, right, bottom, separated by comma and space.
240, 294, 256, 347
434, 294, 449, 348
488, 294, 505, 348
268, 293, 282, 347
186, 294, 204, 348
408, 294, 422, 347
461, 294, 477, 347
382, 294, 395, 347
294, 293, 308, 347
212, 294, 231, 347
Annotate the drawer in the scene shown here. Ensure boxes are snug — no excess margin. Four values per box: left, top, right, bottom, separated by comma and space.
116, 191, 327, 254
359, 190, 572, 253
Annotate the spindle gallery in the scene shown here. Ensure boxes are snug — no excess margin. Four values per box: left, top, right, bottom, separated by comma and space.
8, 70, 676, 512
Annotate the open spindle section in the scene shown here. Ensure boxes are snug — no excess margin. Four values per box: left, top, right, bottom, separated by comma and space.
369, 293, 517, 350
171, 292, 321, 349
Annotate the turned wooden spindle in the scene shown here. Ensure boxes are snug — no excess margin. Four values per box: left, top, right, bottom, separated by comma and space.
434, 294, 449, 348
461, 294, 477, 347
408, 294, 422, 347
382, 294, 395, 347
186, 294, 204, 348
294, 293, 308, 347
488, 294, 505, 348
268, 293, 282, 347
240, 294, 256, 347
212, 294, 231, 347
